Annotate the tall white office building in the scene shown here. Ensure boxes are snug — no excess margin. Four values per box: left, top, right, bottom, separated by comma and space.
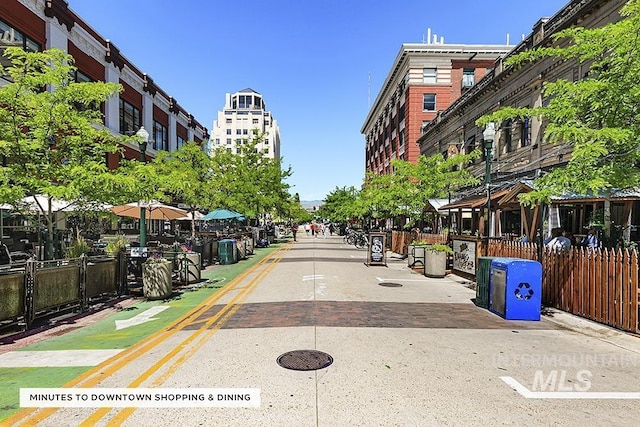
209, 88, 280, 159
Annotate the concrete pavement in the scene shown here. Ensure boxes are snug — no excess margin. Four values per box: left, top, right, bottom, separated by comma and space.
2, 232, 640, 426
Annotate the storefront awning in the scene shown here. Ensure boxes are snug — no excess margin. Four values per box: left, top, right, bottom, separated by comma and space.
440, 188, 511, 210
497, 182, 534, 207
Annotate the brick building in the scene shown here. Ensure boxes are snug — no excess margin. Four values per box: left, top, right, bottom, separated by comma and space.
417, 0, 632, 242
0, 0, 209, 168
361, 33, 511, 176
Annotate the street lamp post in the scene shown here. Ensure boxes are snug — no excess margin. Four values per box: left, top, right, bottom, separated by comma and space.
483, 123, 495, 243
136, 126, 149, 248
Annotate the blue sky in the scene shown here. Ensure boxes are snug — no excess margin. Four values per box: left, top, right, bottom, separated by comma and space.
67, 0, 569, 201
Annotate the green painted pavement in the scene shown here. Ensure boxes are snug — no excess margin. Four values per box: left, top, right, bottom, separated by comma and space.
0, 242, 285, 421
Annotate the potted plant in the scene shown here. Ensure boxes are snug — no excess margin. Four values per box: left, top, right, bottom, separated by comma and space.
65, 234, 90, 259
105, 234, 130, 257
142, 256, 173, 300
424, 243, 453, 278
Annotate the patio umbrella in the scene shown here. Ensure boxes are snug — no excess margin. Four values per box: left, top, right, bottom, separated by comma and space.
201, 208, 245, 221
1, 196, 111, 214
175, 211, 205, 221
110, 201, 187, 220
0, 195, 74, 214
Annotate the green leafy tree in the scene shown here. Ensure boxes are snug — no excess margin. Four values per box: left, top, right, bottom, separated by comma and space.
359, 172, 398, 221
283, 193, 313, 224
318, 186, 363, 223
358, 152, 480, 228
153, 141, 215, 236
208, 133, 292, 223
478, 0, 640, 208
390, 152, 480, 216
0, 47, 131, 258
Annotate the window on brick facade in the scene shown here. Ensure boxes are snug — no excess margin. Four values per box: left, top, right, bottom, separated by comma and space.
422, 120, 431, 134
1, 19, 41, 74
462, 68, 475, 87
153, 120, 168, 151
520, 116, 531, 147
501, 119, 513, 153
423, 68, 437, 83
119, 99, 140, 134
423, 94, 436, 111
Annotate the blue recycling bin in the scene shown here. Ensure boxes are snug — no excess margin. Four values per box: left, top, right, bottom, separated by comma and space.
489, 257, 542, 321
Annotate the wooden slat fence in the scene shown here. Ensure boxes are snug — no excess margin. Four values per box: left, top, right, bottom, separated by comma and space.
487, 241, 640, 334
488, 240, 538, 260
390, 231, 448, 255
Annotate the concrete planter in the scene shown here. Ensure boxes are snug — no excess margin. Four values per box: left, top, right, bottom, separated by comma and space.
425, 249, 447, 278
143, 259, 173, 300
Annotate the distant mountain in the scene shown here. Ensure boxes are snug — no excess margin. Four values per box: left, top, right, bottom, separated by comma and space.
300, 200, 323, 209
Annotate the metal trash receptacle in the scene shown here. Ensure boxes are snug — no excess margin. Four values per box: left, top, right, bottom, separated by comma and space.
489, 257, 542, 320
236, 239, 247, 260
218, 239, 237, 265
245, 236, 254, 255
475, 257, 494, 308
179, 252, 201, 283
407, 244, 425, 268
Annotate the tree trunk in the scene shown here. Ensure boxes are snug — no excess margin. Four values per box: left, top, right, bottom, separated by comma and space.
603, 196, 612, 240
45, 210, 54, 260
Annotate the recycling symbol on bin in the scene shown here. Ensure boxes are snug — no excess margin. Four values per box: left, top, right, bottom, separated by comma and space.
514, 282, 534, 300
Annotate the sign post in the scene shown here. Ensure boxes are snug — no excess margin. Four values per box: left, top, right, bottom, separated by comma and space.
366, 232, 387, 267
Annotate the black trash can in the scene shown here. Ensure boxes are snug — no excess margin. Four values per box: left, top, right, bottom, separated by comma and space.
218, 239, 237, 265
475, 256, 494, 308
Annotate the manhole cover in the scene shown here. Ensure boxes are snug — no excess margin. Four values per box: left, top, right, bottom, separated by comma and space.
277, 350, 333, 371
378, 282, 402, 287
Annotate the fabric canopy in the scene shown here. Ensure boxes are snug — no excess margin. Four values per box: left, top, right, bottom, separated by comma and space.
201, 209, 245, 221
0, 195, 106, 214
110, 201, 187, 220
176, 211, 205, 221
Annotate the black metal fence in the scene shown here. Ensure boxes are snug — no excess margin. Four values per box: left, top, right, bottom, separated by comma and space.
0, 234, 259, 334
0, 255, 120, 331
0, 248, 207, 333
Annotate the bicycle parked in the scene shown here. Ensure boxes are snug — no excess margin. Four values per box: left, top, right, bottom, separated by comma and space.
343, 229, 368, 249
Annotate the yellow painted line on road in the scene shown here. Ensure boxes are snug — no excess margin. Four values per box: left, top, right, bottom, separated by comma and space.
101, 246, 289, 426
7, 244, 289, 427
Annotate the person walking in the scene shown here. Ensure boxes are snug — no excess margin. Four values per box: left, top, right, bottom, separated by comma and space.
581, 228, 599, 249
310, 222, 315, 238
545, 228, 571, 251
292, 224, 298, 242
